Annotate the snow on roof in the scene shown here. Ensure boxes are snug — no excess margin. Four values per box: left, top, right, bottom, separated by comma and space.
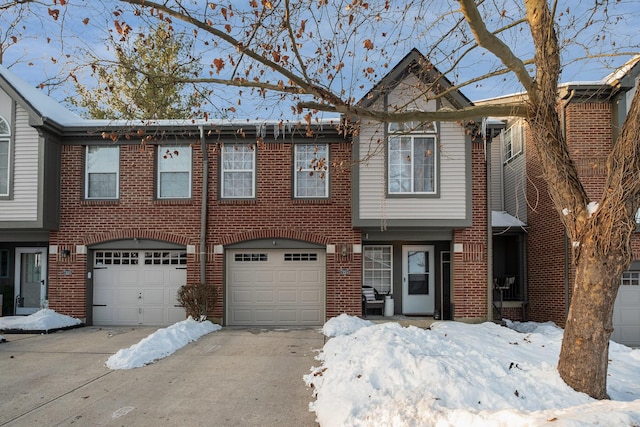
492, 210, 526, 228
0, 65, 83, 126
604, 55, 640, 85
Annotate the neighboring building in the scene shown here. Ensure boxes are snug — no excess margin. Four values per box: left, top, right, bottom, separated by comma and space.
484, 56, 640, 347
0, 68, 80, 317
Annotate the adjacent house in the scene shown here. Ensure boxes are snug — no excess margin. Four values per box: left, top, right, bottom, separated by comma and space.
484, 55, 640, 347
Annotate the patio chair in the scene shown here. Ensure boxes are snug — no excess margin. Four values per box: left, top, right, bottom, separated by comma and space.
362, 286, 384, 317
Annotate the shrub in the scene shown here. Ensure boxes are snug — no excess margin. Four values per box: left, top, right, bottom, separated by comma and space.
177, 283, 218, 321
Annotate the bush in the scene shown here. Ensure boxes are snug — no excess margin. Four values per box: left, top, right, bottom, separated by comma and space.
177, 283, 218, 321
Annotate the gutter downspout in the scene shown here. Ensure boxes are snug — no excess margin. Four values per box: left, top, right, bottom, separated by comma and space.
486, 127, 493, 321
560, 90, 575, 318
199, 125, 208, 286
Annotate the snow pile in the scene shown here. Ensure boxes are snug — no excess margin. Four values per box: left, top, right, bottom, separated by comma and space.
322, 313, 372, 337
0, 308, 82, 332
304, 316, 640, 427
106, 317, 221, 369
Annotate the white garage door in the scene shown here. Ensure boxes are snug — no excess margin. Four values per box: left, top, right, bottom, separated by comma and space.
227, 249, 325, 326
613, 271, 640, 347
93, 250, 187, 326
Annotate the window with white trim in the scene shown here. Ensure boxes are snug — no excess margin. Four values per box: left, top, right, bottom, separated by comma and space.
86, 146, 119, 199
158, 145, 192, 198
221, 144, 255, 198
363, 246, 393, 294
503, 120, 524, 162
0, 116, 11, 197
294, 144, 329, 198
388, 120, 437, 194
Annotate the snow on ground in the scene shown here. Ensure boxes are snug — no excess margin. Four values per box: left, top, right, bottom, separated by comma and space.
0, 309, 221, 370
0, 308, 82, 333
305, 316, 640, 427
106, 317, 221, 369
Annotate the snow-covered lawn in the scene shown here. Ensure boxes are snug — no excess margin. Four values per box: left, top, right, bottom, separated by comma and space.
305, 314, 640, 427
0, 308, 81, 335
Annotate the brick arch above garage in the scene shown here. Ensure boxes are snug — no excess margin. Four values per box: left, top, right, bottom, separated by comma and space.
81, 229, 191, 247
218, 229, 330, 247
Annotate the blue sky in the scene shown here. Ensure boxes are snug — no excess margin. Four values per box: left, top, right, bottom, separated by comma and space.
1, 1, 638, 120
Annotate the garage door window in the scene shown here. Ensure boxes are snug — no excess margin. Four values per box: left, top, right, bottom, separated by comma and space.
95, 251, 139, 266
621, 271, 640, 286
284, 253, 318, 261
145, 251, 187, 265
234, 253, 268, 262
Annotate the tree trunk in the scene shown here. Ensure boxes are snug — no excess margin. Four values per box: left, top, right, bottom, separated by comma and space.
557, 239, 624, 399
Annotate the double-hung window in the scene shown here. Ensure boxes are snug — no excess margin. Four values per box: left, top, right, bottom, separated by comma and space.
294, 144, 329, 198
158, 145, 192, 198
85, 146, 119, 199
388, 120, 437, 194
221, 144, 255, 198
0, 116, 11, 197
503, 120, 524, 162
363, 246, 393, 294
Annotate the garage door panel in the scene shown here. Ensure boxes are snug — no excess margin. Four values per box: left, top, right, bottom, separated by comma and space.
93, 250, 187, 326
231, 290, 253, 303
613, 273, 640, 347
277, 270, 297, 283
116, 307, 139, 324
301, 290, 322, 303
227, 249, 325, 326
300, 309, 322, 323
118, 270, 140, 286
143, 289, 165, 305
255, 271, 275, 283
255, 290, 275, 303
278, 290, 298, 303
277, 309, 297, 322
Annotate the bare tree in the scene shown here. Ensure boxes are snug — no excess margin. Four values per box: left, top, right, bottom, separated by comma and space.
6, 0, 640, 399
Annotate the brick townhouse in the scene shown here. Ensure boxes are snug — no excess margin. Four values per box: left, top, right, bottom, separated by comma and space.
1, 49, 514, 327
482, 55, 640, 347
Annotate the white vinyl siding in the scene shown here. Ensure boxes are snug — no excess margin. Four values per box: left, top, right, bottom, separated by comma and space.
221, 144, 255, 198
358, 119, 467, 220
0, 138, 8, 197
294, 144, 329, 198
158, 145, 192, 199
0, 107, 38, 221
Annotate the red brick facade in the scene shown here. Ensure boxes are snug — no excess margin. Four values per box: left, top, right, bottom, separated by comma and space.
452, 140, 489, 320
525, 100, 633, 327
48, 131, 362, 322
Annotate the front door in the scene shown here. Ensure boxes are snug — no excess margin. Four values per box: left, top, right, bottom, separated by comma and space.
402, 245, 435, 315
14, 248, 47, 315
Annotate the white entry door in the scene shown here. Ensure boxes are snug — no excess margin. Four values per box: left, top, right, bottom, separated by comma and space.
14, 247, 47, 315
402, 245, 435, 315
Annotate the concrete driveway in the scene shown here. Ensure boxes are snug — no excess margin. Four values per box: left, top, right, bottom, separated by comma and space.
0, 326, 324, 426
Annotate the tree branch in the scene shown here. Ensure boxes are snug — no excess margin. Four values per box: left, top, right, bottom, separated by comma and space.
458, 0, 535, 97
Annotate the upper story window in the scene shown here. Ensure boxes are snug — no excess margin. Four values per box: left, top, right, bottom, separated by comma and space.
294, 144, 329, 198
221, 144, 255, 198
158, 145, 192, 199
86, 145, 119, 199
503, 120, 524, 162
0, 116, 11, 197
388, 120, 437, 194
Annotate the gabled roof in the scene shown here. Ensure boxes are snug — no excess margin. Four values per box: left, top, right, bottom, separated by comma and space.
358, 48, 472, 110
0, 65, 83, 129
604, 55, 640, 88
